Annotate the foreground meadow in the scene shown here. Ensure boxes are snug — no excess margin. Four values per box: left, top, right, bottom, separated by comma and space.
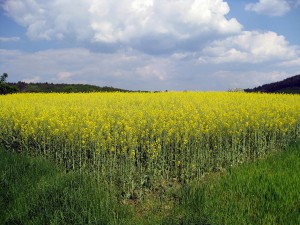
0, 92, 300, 195
2, 141, 300, 224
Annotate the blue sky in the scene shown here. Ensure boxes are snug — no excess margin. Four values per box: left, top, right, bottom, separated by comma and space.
0, 0, 299, 91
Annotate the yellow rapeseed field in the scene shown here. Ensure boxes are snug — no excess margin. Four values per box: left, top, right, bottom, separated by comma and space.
0, 92, 299, 188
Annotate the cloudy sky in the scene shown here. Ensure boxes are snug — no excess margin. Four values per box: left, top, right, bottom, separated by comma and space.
0, 0, 299, 91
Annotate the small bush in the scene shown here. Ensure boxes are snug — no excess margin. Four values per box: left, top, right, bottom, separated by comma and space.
0, 82, 19, 95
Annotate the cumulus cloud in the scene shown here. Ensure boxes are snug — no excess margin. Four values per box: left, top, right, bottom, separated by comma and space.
280, 58, 300, 67
212, 70, 291, 89
0, 48, 175, 90
2, 0, 242, 53
1, 0, 300, 91
245, 0, 290, 16
57, 71, 74, 81
178, 69, 293, 90
22, 76, 40, 83
0, 36, 20, 42
1, 47, 299, 91
198, 31, 299, 64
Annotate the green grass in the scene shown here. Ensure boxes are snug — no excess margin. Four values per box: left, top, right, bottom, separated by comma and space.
0, 144, 131, 225
1, 140, 300, 224
169, 140, 300, 224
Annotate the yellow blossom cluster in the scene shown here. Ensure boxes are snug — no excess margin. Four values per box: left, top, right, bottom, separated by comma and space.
0, 92, 299, 185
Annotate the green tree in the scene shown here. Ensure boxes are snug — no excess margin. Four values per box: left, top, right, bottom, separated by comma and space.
0, 73, 8, 82
0, 73, 19, 95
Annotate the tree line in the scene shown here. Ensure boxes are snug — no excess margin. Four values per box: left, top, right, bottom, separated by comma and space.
244, 74, 300, 94
1, 73, 134, 94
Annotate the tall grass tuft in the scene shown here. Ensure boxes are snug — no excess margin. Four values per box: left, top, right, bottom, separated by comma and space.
167, 140, 300, 224
0, 145, 131, 225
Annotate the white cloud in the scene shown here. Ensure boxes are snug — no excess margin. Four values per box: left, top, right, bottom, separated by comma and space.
279, 58, 300, 67
22, 76, 40, 83
245, 0, 290, 16
135, 65, 167, 81
57, 71, 74, 81
213, 70, 291, 89
1, 47, 299, 91
198, 31, 300, 64
0, 36, 20, 42
0, 48, 175, 90
2, 0, 242, 51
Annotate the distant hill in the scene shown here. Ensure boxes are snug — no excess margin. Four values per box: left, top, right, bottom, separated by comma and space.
244, 74, 300, 94
6, 82, 132, 93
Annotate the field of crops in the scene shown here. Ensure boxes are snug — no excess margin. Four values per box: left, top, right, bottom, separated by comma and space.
1, 92, 299, 193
